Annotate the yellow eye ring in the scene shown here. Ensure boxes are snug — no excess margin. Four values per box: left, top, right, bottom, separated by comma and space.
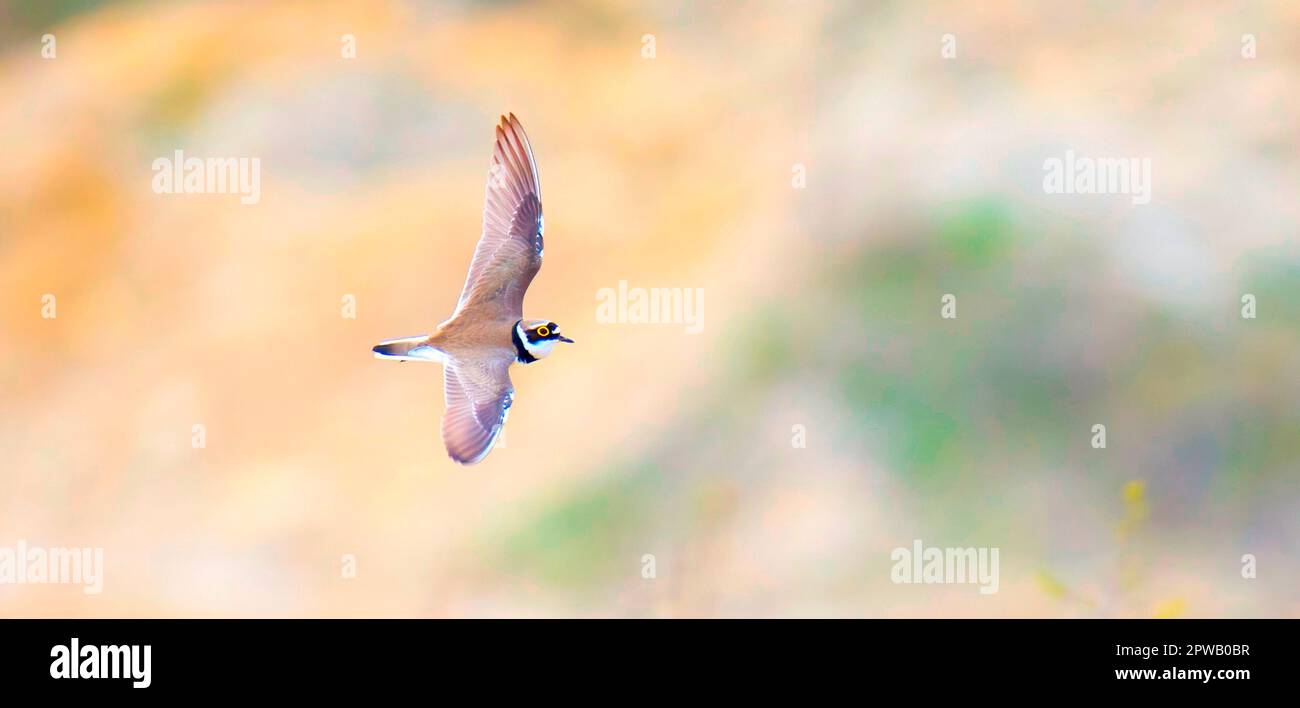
536, 326, 550, 337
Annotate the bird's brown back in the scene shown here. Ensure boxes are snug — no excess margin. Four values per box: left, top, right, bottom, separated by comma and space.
428, 315, 517, 360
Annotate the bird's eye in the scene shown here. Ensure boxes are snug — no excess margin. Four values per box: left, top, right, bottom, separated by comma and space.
536, 325, 550, 337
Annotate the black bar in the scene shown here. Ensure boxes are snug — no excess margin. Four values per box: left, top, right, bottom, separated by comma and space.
0, 619, 1285, 694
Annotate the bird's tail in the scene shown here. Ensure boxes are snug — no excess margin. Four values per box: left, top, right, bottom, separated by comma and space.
372, 335, 442, 362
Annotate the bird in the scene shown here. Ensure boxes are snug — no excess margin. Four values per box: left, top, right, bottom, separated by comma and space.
372, 113, 573, 465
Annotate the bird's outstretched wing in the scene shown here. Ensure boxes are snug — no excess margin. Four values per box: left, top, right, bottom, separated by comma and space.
453, 113, 543, 320
441, 354, 514, 465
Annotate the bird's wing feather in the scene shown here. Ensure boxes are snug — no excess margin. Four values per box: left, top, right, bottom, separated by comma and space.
440, 354, 514, 465
453, 113, 543, 320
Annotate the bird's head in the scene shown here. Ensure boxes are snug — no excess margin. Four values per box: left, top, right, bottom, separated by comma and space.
515, 319, 574, 361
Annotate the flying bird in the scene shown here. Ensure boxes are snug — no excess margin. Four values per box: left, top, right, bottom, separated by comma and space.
373, 114, 572, 465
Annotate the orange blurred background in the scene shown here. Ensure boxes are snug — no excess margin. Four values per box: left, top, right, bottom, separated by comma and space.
1, 0, 1296, 617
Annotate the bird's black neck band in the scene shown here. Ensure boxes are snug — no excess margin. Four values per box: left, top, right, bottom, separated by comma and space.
512, 321, 537, 364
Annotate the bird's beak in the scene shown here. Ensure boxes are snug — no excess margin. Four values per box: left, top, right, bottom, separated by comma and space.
558, 335, 575, 343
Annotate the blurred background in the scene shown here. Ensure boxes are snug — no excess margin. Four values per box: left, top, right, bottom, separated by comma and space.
0, 0, 1296, 617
